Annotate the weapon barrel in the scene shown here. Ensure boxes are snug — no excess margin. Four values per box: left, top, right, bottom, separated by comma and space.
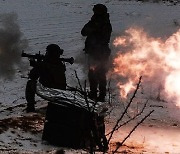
21, 51, 74, 64
21, 51, 44, 60
60, 57, 74, 64
21, 52, 34, 58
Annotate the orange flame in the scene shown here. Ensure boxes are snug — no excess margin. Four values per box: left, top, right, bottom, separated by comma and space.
113, 27, 180, 107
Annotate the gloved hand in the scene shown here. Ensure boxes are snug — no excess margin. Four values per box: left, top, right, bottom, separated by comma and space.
29, 59, 37, 67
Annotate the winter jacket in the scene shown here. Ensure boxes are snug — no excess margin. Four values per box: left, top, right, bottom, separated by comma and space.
81, 13, 112, 59
29, 57, 66, 90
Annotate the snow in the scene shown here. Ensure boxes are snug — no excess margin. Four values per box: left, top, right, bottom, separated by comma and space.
0, 0, 180, 153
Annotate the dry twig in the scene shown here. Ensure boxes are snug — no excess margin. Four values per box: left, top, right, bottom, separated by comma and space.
107, 76, 142, 143
106, 99, 149, 136
112, 110, 154, 154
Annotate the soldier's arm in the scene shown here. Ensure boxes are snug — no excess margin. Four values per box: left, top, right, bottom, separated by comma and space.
81, 21, 97, 36
101, 23, 112, 44
29, 67, 40, 80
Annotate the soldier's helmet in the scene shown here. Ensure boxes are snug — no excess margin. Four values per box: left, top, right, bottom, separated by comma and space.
46, 44, 63, 58
93, 4, 107, 15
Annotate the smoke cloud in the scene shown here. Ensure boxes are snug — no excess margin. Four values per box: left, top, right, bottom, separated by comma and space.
0, 13, 28, 79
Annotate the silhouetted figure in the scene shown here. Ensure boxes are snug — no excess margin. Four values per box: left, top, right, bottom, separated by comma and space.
81, 4, 112, 102
25, 44, 67, 112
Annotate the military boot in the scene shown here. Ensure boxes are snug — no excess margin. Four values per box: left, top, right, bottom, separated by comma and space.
26, 104, 35, 113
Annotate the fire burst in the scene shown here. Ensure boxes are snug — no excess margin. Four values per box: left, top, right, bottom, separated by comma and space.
113, 27, 180, 107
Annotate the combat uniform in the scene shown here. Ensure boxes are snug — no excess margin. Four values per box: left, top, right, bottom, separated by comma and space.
81, 4, 112, 101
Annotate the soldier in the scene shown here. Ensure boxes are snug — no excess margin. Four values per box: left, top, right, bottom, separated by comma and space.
81, 4, 112, 102
25, 44, 67, 112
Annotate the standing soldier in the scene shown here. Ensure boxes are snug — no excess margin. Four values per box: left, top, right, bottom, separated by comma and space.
81, 4, 112, 102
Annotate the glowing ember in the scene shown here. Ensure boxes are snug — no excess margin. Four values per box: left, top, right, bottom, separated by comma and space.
89, 65, 97, 71
113, 27, 180, 107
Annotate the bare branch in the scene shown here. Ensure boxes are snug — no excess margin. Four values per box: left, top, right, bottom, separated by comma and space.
107, 76, 142, 143
112, 110, 154, 154
74, 70, 83, 91
106, 99, 149, 136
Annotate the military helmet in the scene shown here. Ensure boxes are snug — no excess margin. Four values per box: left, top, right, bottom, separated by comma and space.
93, 4, 107, 15
46, 44, 63, 58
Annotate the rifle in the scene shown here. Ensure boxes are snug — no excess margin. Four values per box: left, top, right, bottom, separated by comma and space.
21, 50, 74, 65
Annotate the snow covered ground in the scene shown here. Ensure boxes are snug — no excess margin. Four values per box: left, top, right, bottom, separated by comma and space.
0, 0, 180, 153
